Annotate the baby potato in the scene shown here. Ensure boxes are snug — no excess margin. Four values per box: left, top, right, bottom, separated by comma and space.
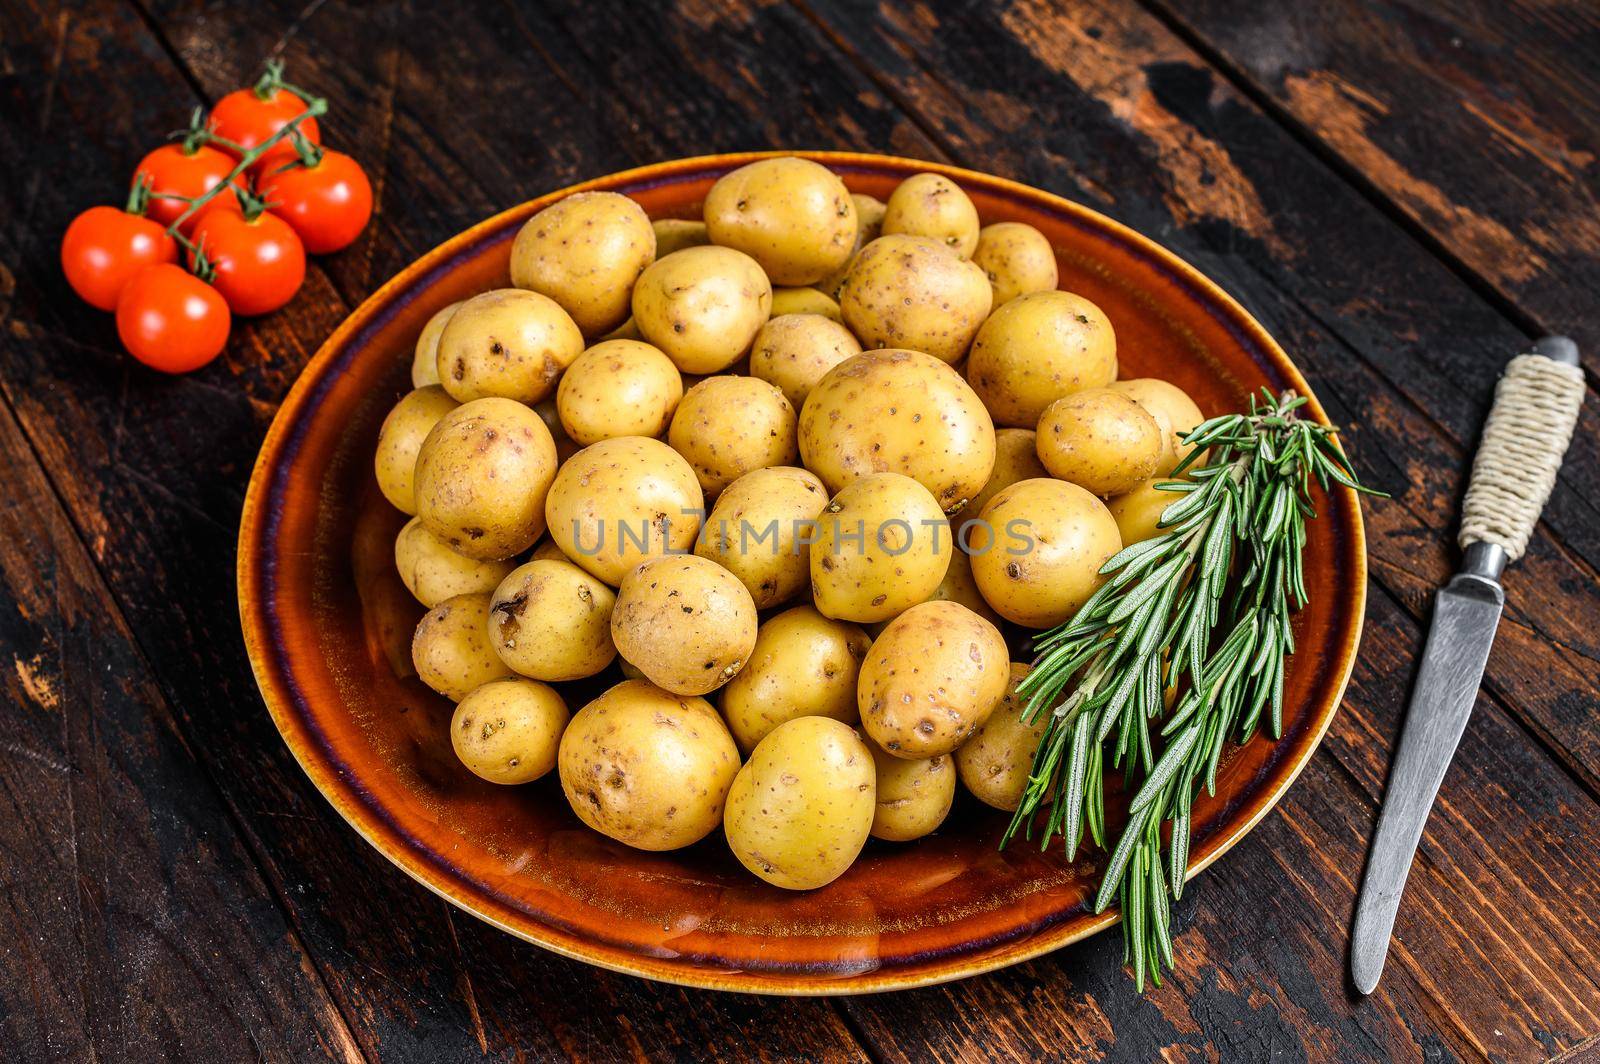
881, 172, 980, 258
545, 436, 703, 585
972, 222, 1057, 306
969, 478, 1122, 628
719, 604, 871, 753
868, 742, 956, 841
395, 517, 516, 608
600, 316, 643, 342
816, 192, 888, 298
652, 218, 710, 257
955, 663, 1047, 812
414, 397, 558, 560
840, 235, 992, 364
374, 385, 458, 515
611, 555, 758, 696
1036, 388, 1163, 496
798, 348, 996, 514
1107, 477, 1184, 546
810, 472, 951, 624
411, 301, 460, 387
769, 287, 843, 322
412, 592, 515, 701
556, 339, 683, 445
632, 245, 772, 374
723, 717, 875, 889
695, 465, 828, 609
488, 559, 617, 681
965, 290, 1118, 427
927, 544, 1003, 628
962, 428, 1049, 534
749, 313, 862, 410
703, 157, 857, 285
559, 680, 740, 851
436, 288, 585, 404
858, 600, 1009, 759
1106, 378, 1207, 476
668, 376, 799, 497
451, 678, 569, 785
509, 191, 655, 336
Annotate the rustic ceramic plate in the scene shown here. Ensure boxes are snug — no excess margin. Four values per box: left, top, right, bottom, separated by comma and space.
239, 152, 1366, 994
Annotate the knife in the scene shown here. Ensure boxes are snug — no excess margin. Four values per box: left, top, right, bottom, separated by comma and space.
1350, 335, 1586, 996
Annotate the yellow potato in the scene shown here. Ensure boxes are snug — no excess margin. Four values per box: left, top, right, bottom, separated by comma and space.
954, 663, 1047, 812
411, 301, 460, 387
531, 538, 573, 562
868, 742, 956, 841
840, 235, 991, 364
927, 545, 1004, 628
632, 245, 772, 374
969, 478, 1122, 628
374, 385, 458, 515
1035, 388, 1163, 496
599, 315, 643, 342
394, 517, 516, 608
544, 436, 703, 585
723, 717, 874, 889
748, 313, 862, 410
411, 592, 515, 701
881, 172, 980, 258
798, 348, 995, 514
810, 472, 951, 623
436, 289, 584, 404
703, 157, 857, 285
719, 604, 871, 753
858, 600, 1009, 759
488, 559, 617, 681
1106, 378, 1207, 476
451, 678, 569, 785
668, 376, 799, 498
1107, 477, 1184, 546
695, 466, 828, 609
413, 398, 558, 560
961, 428, 1048, 538
817, 193, 887, 298
652, 218, 710, 257
559, 680, 740, 851
769, 287, 843, 322
509, 191, 655, 336
611, 555, 758, 696
965, 291, 1118, 427
556, 339, 683, 445
973, 223, 1057, 308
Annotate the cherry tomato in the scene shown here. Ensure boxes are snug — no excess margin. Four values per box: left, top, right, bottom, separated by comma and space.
257, 150, 373, 253
115, 264, 231, 373
190, 205, 306, 316
134, 143, 241, 231
61, 205, 179, 311
210, 85, 321, 174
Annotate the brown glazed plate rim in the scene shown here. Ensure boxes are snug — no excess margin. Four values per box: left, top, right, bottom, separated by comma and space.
238, 151, 1367, 994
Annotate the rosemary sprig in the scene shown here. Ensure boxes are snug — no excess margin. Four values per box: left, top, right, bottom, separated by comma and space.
1002, 389, 1383, 990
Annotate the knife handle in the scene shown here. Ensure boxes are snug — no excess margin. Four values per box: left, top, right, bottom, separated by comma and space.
1457, 337, 1584, 563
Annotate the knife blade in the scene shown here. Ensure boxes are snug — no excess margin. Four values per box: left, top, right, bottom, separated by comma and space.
1350, 335, 1585, 995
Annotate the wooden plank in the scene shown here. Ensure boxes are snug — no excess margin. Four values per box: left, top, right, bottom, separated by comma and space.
1150, 0, 1600, 360
0, 390, 362, 1058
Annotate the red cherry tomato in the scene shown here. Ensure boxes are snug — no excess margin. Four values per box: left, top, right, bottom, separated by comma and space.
134, 143, 241, 231
60, 205, 179, 311
115, 264, 231, 373
210, 85, 321, 174
190, 205, 306, 316
257, 151, 373, 254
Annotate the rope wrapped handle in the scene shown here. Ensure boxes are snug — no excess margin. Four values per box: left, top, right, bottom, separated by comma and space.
1458, 339, 1585, 561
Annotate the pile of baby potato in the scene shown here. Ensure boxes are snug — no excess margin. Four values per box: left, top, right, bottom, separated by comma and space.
374, 157, 1205, 890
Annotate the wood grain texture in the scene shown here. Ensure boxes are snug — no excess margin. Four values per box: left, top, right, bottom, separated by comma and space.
1150, 0, 1600, 359
0, 0, 1596, 1059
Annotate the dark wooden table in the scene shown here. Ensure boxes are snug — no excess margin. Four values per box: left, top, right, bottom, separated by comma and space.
3, 2, 1598, 1060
